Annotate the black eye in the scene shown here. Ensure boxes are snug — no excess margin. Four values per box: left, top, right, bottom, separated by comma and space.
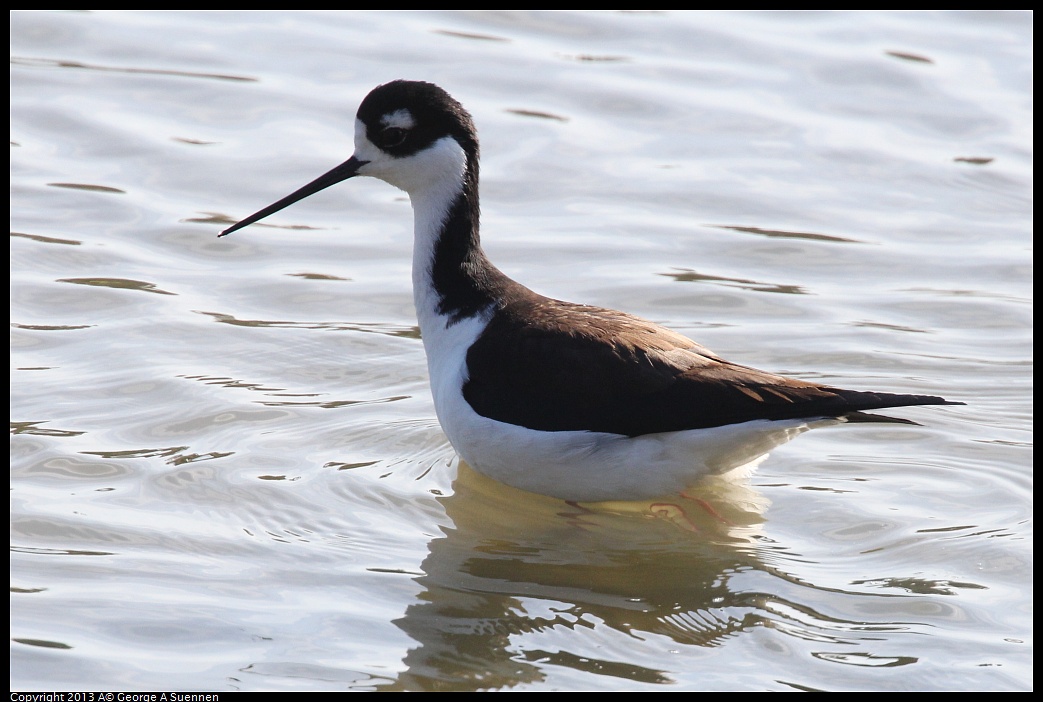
380, 127, 408, 147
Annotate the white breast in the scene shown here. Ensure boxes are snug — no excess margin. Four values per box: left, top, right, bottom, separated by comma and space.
418, 305, 826, 501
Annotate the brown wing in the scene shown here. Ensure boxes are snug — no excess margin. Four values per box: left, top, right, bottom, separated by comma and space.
462, 294, 957, 436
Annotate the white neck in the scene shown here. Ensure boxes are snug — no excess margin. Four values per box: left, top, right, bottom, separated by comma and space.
399, 140, 491, 414
397, 138, 471, 338
356, 130, 480, 373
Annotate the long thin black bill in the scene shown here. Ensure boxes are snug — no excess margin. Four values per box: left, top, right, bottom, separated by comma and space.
219, 156, 369, 237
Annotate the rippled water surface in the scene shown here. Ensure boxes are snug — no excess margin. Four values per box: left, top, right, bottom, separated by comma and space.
11, 10, 1032, 691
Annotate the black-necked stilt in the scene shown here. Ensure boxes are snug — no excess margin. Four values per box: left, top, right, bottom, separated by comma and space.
220, 80, 961, 502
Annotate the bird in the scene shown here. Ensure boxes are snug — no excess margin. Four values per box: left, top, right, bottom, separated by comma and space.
219, 80, 961, 502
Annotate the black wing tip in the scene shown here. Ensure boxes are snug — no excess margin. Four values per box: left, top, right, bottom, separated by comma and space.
847, 391, 964, 410
839, 394, 963, 425
901, 397, 965, 407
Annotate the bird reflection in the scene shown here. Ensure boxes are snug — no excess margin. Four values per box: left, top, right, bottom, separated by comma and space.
378, 461, 804, 691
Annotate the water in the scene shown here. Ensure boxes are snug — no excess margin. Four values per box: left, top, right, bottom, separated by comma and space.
10, 10, 1032, 691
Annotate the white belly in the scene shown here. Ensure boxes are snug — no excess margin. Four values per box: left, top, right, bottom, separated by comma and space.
420, 308, 823, 502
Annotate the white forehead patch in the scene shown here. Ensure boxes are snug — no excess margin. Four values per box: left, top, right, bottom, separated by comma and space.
381, 109, 415, 130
